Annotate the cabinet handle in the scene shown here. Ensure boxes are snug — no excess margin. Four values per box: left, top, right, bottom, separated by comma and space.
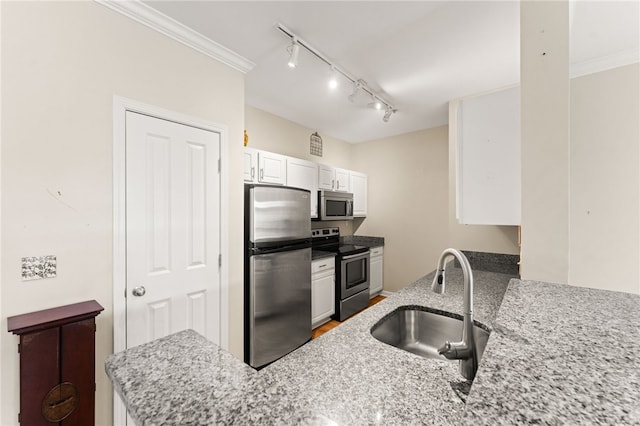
318, 264, 327, 268
251, 167, 255, 178
260, 169, 264, 181
332, 179, 335, 190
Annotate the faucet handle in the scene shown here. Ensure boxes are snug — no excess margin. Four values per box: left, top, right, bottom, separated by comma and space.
438, 341, 451, 355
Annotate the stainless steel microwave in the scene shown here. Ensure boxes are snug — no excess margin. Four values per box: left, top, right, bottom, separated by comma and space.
317, 190, 354, 221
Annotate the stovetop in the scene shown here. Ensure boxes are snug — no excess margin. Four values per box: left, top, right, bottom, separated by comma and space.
311, 228, 369, 256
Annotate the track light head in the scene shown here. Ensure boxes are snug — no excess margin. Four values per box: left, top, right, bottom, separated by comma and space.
383, 106, 396, 123
348, 80, 363, 102
328, 66, 338, 90
287, 38, 300, 68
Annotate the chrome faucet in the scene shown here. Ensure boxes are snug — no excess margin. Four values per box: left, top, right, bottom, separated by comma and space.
431, 248, 478, 380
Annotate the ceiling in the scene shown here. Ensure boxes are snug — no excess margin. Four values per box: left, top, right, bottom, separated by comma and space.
142, 1, 639, 143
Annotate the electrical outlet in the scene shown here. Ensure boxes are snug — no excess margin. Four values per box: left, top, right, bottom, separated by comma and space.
21, 255, 57, 281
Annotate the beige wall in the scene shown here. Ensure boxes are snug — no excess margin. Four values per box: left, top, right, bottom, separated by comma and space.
350, 127, 450, 291
245, 105, 353, 168
520, 0, 571, 284
352, 127, 520, 292
1, 2, 245, 425
520, 1, 639, 294
569, 63, 640, 293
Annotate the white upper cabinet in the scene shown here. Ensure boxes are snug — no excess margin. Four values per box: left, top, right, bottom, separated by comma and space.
349, 171, 367, 217
454, 86, 521, 225
318, 164, 335, 190
243, 148, 258, 183
286, 157, 319, 218
257, 151, 287, 185
318, 165, 350, 192
335, 168, 350, 192
244, 148, 367, 219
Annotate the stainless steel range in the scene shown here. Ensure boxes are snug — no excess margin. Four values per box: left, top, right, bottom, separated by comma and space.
312, 228, 370, 321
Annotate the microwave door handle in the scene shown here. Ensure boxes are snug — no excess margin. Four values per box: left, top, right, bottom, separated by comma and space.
348, 200, 353, 216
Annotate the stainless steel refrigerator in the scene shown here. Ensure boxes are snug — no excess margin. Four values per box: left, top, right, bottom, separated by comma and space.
244, 184, 312, 368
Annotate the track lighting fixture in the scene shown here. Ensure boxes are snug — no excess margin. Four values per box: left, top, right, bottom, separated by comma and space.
287, 37, 300, 68
348, 80, 363, 102
328, 66, 339, 90
383, 106, 396, 123
278, 23, 397, 122
369, 96, 383, 110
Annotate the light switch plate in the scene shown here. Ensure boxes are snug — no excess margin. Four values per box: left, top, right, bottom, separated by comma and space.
22, 255, 57, 281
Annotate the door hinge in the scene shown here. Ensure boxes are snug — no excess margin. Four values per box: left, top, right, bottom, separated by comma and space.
17, 343, 20, 354
18, 413, 21, 423
218, 254, 222, 267
218, 158, 221, 173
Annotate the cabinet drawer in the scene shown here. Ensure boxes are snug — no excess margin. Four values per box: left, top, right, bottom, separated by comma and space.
312, 258, 334, 274
370, 247, 384, 257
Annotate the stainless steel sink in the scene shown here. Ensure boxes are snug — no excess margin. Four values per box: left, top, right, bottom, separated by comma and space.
370, 306, 490, 362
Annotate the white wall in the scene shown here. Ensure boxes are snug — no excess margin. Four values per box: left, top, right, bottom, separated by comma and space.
1, 2, 245, 424
569, 63, 639, 293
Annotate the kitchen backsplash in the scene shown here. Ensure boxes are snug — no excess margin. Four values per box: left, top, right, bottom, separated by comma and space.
454, 251, 520, 276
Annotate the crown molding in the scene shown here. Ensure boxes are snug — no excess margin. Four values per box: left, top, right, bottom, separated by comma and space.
571, 48, 639, 78
95, 0, 255, 74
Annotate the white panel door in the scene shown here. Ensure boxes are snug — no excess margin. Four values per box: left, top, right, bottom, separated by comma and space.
126, 111, 220, 349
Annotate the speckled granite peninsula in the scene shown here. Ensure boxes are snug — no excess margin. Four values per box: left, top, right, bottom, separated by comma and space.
106, 264, 640, 425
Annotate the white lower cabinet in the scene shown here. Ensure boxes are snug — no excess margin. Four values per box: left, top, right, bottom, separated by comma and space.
369, 247, 384, 297
311, 257, 335, 328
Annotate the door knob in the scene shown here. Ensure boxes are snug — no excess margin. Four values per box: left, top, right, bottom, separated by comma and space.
132, 286, 146, 297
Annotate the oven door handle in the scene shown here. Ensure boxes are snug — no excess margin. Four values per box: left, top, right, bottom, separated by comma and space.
341, 251, 369, 261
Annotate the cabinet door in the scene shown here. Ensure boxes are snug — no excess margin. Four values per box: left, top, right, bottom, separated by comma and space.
20, 328, 60, 426
455, 86, 521, 225
334, 168, 350, 192
369, 247, 384, 296
350, 171, 367, 217
243, 148, 257, 182
311, 258, 335, 327
287, 157, 319, 218
258, 151, 287, 185
318, 164, 335, 190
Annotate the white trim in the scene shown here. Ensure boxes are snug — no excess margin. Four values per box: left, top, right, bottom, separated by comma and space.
112, 96, 230, 424
570, 48, 639, 79
96, 0, 255, 74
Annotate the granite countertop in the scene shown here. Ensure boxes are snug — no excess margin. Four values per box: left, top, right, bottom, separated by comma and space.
463, 280, 640, 425
311, 250, 336, 261
106, 265, 640, 425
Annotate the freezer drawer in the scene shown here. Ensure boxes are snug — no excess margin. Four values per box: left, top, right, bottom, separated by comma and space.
247, 247, 311, 368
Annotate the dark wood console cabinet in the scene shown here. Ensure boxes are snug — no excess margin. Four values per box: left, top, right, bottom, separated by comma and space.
7, 300, 104, 425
